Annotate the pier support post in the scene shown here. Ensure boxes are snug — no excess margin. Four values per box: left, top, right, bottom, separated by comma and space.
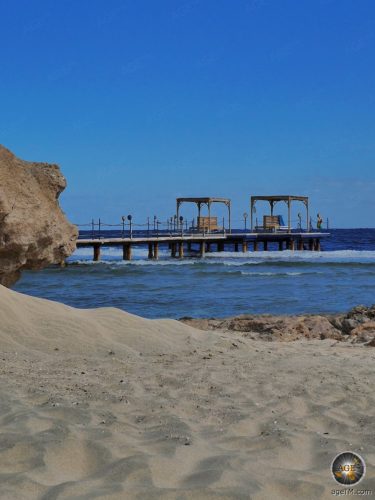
298, 239, 304, 251
148, 243, 153, 259
200, 241, 206, 258
263, 241, 268, 251
278, 241, 283, 251
242, 241, 248, 252
206, 243, 211, 253
153, 242, 159, 260
123, 244, 132, 260
314, 239, 321, 251
290, 239, 295, 251
234, 242, 239, 252
309, 239, 314, 251
93, 244, 101, 262
178, 242, 184, 258
254, 241, 259, 252
218, 242, 224, 252
171, 243, 176, 258
187, 241, 192, 252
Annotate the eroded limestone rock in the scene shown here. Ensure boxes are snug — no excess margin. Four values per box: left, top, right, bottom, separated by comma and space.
0, 145, 78, 286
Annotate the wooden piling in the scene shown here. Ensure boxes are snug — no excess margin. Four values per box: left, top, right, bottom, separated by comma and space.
148, 243, 153, 259
278, 241, 283, 251
218, 242, 224, 252
309, 239, 314, 251
171, 243, 176, 258
314, 239, 321, 251
178, 242, 184, 258
263, 241, 268, 251
187, 241, 192, 252
206, 242, 211, 253
127, 244, 132, 260
200, 241, 206, 258
122, 243, 132, 260
93, 244, 101, 262
153, 242, 159, 260
298, 239, 304, 251
254, 241, 259, 251
234, 242, 239, 252
290, 239, 295, 251
242, 241, 248, 252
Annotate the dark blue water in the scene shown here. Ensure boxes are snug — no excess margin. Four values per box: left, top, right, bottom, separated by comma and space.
14, 229, 375, 318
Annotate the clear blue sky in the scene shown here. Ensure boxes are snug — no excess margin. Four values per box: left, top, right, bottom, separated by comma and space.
1, 0, 374, 227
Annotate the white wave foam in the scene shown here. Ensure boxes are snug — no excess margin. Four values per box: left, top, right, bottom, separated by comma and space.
205, 250, 375, 261
69, 248, 375, 266
70, 258, 197, 267
240, 271, 305, 276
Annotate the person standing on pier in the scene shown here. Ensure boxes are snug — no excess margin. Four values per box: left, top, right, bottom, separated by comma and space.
317, 213, 323, 230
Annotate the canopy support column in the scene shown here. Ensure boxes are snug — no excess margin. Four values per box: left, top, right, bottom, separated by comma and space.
306, 200, 309, 232
250, 199, 254, 231
270, 201, 275, 216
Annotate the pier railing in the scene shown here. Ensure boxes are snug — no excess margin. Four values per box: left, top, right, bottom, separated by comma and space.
75, 216, 329, 239
75, 217, 229, 240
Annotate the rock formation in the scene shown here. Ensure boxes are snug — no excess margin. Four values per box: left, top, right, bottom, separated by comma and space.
0, 145, 78, 286
181, 304, 375, 345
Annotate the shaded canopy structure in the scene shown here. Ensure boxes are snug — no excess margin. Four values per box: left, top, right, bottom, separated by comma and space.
176, 197, 231, 232
250, 195, 309, 232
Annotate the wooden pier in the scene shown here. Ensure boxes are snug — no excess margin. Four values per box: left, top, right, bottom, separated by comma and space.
75, 194, 330, 261
76, 232, 329, 261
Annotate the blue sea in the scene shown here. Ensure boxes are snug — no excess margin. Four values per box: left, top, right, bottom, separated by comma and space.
14, 229, 375, 319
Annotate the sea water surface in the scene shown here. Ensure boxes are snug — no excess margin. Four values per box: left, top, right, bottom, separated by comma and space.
14, 229, 375, 319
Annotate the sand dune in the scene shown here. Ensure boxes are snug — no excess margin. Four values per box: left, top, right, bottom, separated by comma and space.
0, 286, 374, 499
0, 285, 213, 355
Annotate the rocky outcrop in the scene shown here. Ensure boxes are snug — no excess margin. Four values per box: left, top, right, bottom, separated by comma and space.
332, 305, 375, 345
181, 304, 375, 345
0, 145, 78, 286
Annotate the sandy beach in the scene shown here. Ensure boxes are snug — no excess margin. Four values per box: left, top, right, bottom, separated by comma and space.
0, 286, 374, 499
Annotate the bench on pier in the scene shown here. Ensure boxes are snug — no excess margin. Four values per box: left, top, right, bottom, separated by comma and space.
256, 215, 289, 232
263, 215, 280, 231
197, 216, 219, 231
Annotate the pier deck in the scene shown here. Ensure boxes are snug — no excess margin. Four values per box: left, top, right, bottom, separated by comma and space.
76, 232, 329, 261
